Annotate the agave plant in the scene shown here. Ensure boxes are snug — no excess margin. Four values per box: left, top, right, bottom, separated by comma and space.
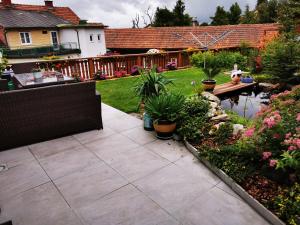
133, 68, 173, 102
145, 93, 186, 122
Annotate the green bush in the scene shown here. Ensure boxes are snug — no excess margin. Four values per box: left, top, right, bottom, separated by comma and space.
270, 183, 300, 225
198, 144, 258, 183
177, 96, 210, 142
214, 122, 233, 145
191, 51, 248, 71
262, 38, 300, 82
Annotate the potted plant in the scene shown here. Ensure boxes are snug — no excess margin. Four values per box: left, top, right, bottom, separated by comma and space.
32, 68, 42, 80
201, 54, 221, 91
191, 51, 221, 92
134, 67, 173, 131
145, 93, 185, 139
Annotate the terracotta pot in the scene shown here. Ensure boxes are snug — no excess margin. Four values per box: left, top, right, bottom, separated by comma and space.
202, 80, 216, 92
153, 119, 176, 140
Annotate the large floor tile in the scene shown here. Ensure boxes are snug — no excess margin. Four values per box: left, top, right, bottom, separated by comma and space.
55, 163, 128, 208
77, 184, 179, 225
85, 134, 140, 164
174, 153, 220, 185
133, 163, 214, 215
39, 145, 101, 180
29, 136, 81, 159
0, 183, 83, 225
0, 146, 35, 167
73, 127, 116, 144
102, 105, 128, 121
145, 139, 189, 162
109, 146, 170, 182
176, 186, 269, 225
0, 160, 49, 201
121, 127, 156, 145
104, 114, 143, 133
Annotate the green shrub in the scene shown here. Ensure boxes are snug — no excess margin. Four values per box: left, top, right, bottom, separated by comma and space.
252, 74, 275, 83
270, 183, 300, 225
262, 38, 300, 82
214, 122, 233, 145
177, 96, 210, 142
226, 110, 252, 127
191, 51, 248, 71
198, 144, 258, 183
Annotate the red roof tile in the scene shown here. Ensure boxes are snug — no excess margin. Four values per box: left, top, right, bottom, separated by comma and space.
105, 24, 280, 50
0, 3, 80, 24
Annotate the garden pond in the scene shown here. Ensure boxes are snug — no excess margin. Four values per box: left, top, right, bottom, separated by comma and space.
219, 85, 271, 119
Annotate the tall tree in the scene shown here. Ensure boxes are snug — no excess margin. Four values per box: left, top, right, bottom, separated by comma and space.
268, 0, 279, 22
257, 2, 271, 23
278, 0, 300, 35
256, 0, 268, 8
210, 6, 229, 25
153, 0, 192, 27
172, 0, 192, 26
153, 7, 174, 27
228, 2, 242, 24
241, 4, 257, 24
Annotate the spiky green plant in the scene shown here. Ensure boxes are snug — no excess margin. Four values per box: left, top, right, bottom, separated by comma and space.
145, 93, 185, 122
133, 68, 173, 102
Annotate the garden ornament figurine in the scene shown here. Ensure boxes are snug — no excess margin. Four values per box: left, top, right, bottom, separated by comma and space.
231, 70, 242, 84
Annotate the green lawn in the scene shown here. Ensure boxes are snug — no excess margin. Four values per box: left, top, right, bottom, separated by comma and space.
96, 67, 231, 113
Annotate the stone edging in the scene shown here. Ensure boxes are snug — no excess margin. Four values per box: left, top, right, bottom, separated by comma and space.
184, 140, 286, 225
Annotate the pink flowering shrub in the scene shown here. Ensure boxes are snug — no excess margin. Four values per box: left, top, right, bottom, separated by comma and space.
246, 86, 300, 180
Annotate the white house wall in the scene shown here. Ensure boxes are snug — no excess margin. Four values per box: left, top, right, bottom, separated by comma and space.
59, 28, 106, 58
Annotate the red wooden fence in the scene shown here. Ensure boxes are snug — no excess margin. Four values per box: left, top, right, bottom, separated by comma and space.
11, 50, 199, 80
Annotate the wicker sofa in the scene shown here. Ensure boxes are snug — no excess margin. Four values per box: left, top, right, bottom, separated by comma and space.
0, 81, 103, 151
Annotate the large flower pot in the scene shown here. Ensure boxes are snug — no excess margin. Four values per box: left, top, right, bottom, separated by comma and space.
202, 80, 216, 92
153, 119, 176, 140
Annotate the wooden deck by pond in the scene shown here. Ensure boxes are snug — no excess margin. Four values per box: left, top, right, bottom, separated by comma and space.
213, 82, 257, 96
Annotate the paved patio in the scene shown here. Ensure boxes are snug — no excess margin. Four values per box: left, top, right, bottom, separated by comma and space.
0, 103, 269, 225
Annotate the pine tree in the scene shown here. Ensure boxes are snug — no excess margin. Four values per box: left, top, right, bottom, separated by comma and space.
228, 2, 242, 24
172, 0, 192, 26
241, 5, 257, 24
153, 0, 192, 27
210, 6, 229, 25
278, 0, 300, 35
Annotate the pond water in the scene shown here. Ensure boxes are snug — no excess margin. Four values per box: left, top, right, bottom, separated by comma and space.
220, 86, 270, 119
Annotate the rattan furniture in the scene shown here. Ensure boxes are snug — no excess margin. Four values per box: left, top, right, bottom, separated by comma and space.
0, 81, 102, 151
0, 79, 8, 91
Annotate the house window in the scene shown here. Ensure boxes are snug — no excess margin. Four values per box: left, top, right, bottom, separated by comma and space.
50, 31, 59, 46
97, 34, 101, 41
89, 34, 94, 42
20, 32, 31, 45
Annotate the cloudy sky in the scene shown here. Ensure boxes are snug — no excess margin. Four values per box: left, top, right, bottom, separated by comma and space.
13, 0, 257, 28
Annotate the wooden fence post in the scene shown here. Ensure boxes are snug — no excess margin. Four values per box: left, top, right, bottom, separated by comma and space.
137, 56, 142, 67
178, 52, 182, 68
88, 58, 95, 79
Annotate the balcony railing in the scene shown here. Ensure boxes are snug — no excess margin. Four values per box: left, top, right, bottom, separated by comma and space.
2, 42, 81, 59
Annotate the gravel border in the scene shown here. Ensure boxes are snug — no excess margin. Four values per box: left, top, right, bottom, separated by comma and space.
184, 140, 286, 225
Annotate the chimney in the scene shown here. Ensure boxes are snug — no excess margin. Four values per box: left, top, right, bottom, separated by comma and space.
44, 0, 53, 7
2, 0, 12, 7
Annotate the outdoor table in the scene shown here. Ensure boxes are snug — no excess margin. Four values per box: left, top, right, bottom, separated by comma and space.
13, 72, 75, 89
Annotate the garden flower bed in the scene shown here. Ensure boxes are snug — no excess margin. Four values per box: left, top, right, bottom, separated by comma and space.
180, 86, 300, 225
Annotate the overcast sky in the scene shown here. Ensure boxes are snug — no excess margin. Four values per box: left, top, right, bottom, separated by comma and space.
13, 0, 257, 28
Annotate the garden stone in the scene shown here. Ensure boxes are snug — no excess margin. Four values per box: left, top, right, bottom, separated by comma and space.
202, 92, 221, 105
259, 83, 279, 91
209, 102, 218, 110
207, 108, 217, 118
209, 122, 225, 135
233, 124, 244, 136
211, 114, 229, 122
